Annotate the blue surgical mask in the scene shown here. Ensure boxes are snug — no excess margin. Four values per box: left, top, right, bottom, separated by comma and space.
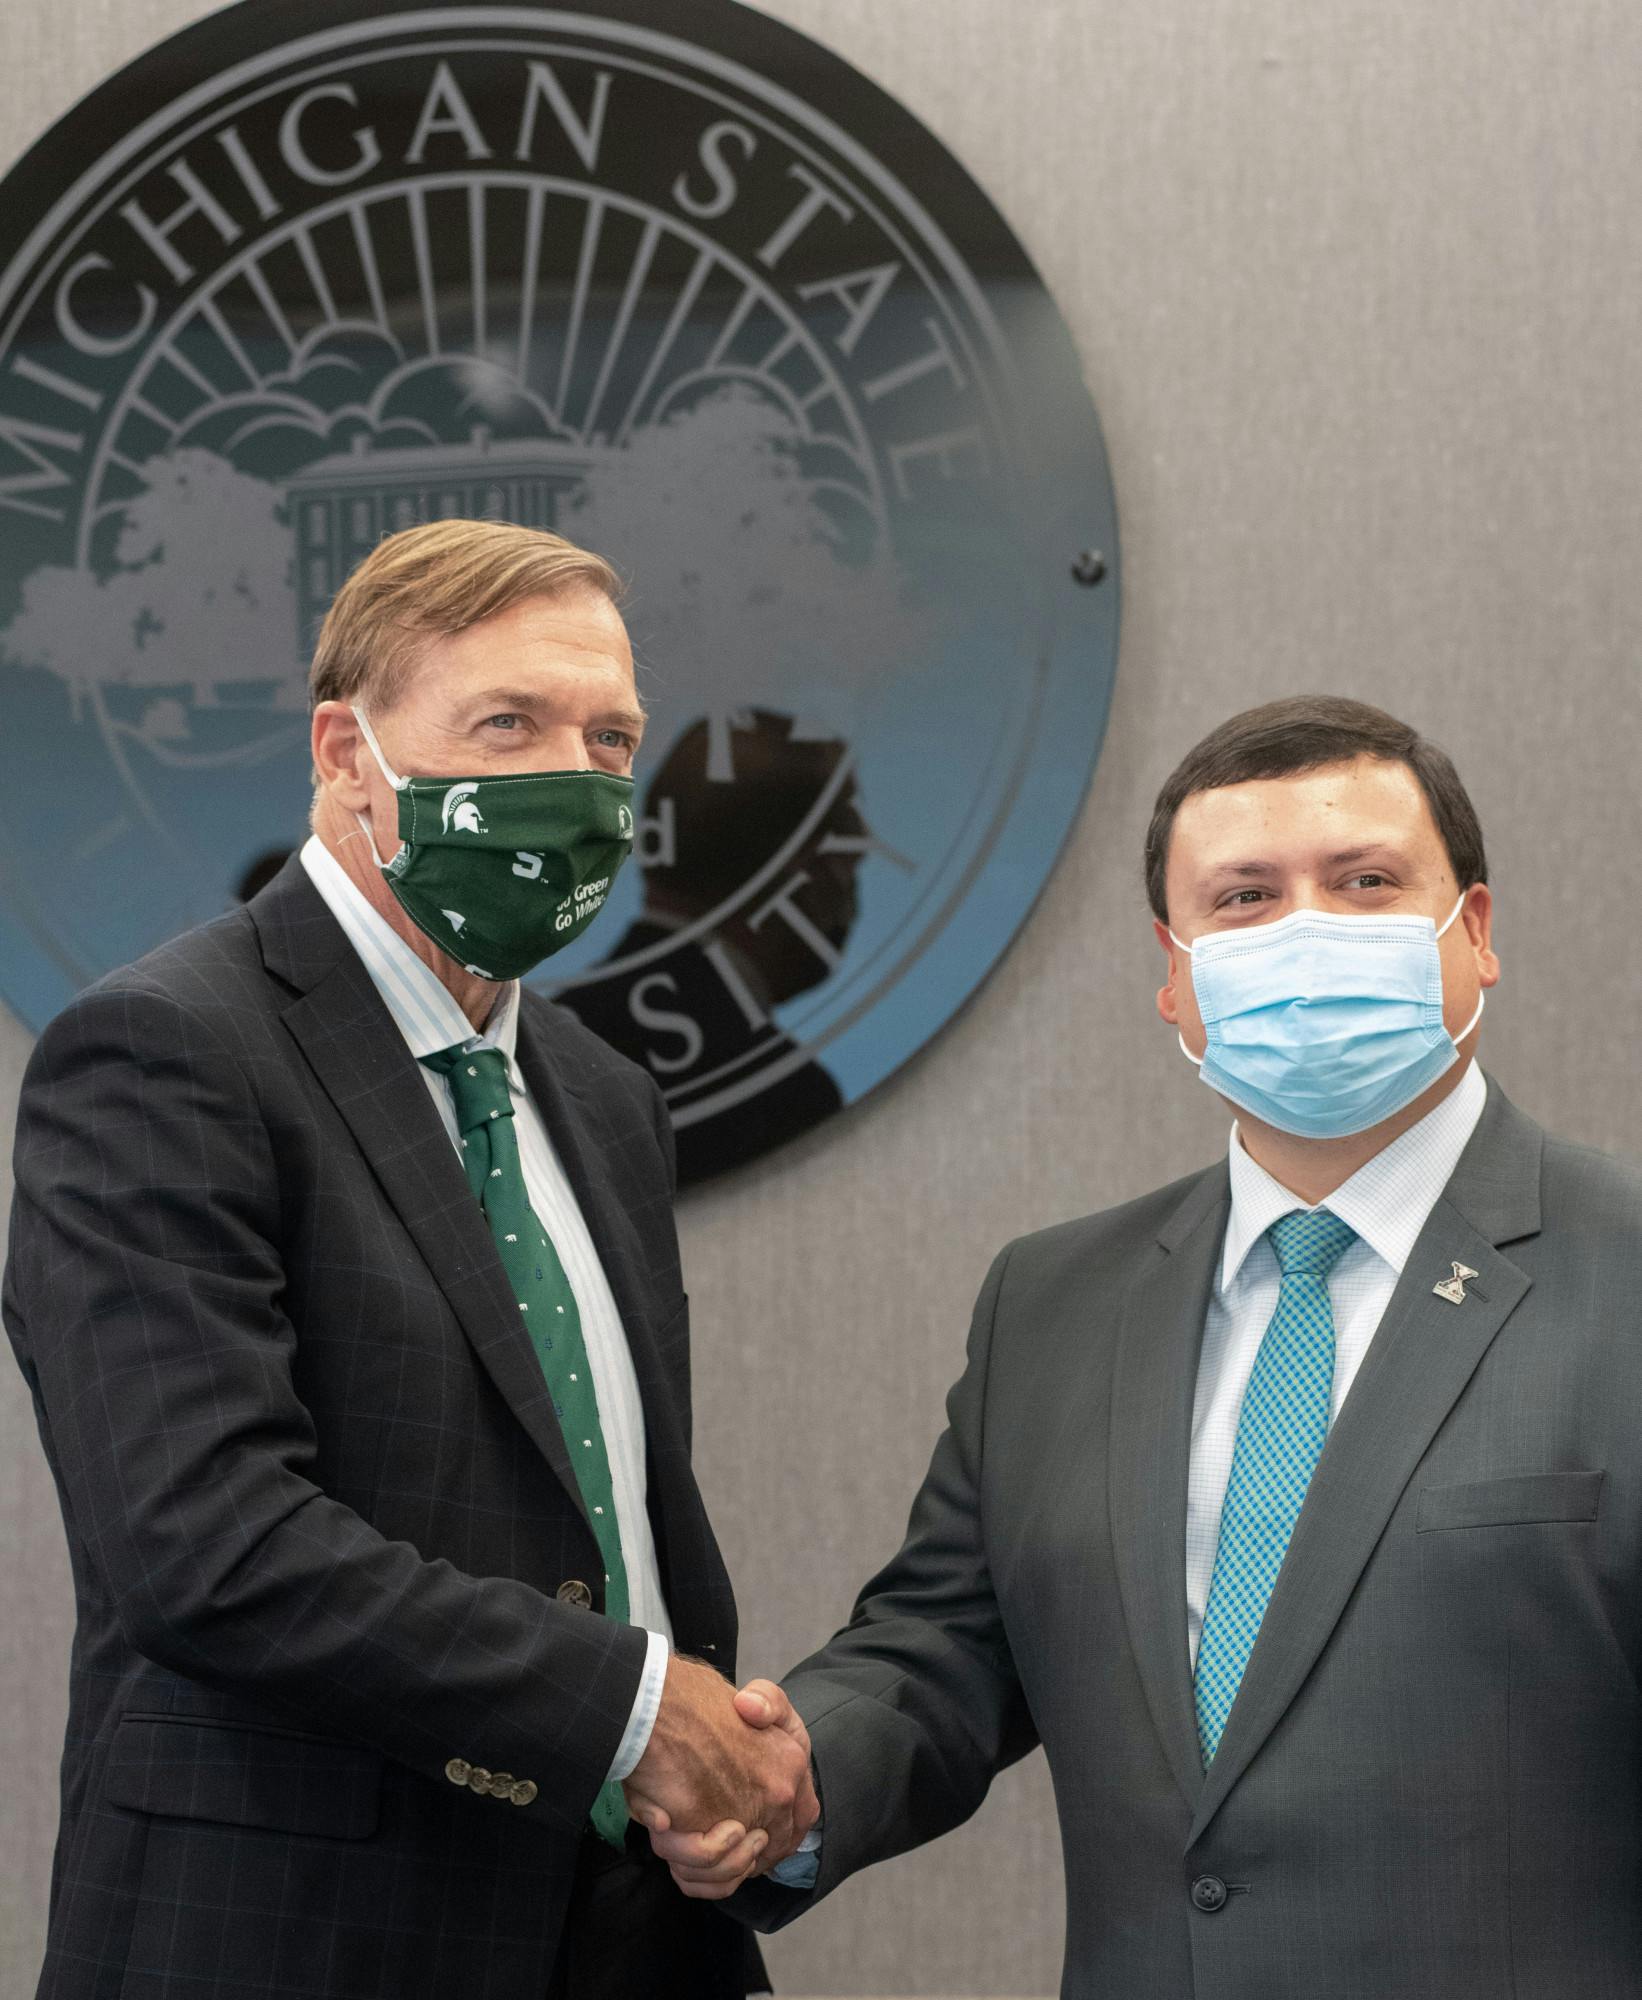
1169, 894, 1485, 1140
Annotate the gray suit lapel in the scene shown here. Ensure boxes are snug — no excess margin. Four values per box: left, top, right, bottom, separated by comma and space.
1109, 1163, 1230, 1809
1188, 1081, 1544, 1843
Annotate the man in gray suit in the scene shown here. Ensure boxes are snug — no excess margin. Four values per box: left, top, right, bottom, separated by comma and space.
642, 694, 1642, 1998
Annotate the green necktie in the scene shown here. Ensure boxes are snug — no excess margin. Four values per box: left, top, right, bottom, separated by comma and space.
421, 1042, 631, 1849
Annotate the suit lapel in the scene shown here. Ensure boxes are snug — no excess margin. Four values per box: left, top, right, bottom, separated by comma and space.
1109, 1165, 1230, 1810
1188, 1084, 1544, 1844
510, 1004, 673, 1425
512, 1002, 707, 1613
253, 861, 592, 1524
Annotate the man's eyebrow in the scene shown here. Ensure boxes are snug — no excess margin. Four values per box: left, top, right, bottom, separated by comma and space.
1321, 843, 1413, 869
457, 689, 648, 731
1198, 859, 1279, 884
1198, 844, 1414, 885
458, 687, 548, 716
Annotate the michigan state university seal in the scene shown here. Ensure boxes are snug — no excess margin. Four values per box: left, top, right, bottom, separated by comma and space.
0, 0, 1118, 1182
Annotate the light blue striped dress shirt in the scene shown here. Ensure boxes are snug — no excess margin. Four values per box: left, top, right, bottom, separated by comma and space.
299, 834, 669, 1784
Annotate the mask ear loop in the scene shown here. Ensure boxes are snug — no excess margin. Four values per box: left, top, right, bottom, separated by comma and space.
351, 705, 408, 790
1164, 928, 1205, 1066
1434, 890, 1469, 940
349, 705, 406, 868
1436, 889, 1487, 1044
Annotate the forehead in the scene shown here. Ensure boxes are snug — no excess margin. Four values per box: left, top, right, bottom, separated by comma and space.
1170, 756, 1445, 865
402, 587, 633, 702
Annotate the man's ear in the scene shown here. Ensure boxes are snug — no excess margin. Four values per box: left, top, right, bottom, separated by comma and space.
1459, 883, 1502, 990
1154, 917, 1182, 1025
312, 701, 372, 811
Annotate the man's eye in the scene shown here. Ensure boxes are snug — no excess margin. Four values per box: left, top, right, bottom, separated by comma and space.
484, 713, 522, 731
1221, 888, 1268, 908
1348, 873, 1389, 889
592, 729, 634, 752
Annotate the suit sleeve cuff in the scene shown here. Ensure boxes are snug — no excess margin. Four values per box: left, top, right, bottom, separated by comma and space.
604, 1628, 670, 1784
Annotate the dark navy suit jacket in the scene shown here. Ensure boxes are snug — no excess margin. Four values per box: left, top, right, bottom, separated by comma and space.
4, 857, 749, 1999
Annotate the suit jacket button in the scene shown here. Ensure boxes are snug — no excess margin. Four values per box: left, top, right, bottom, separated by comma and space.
509, 1779, 538, 1806
488, 1770, 514, 1797
557, 1579, 594, 1609
445, 1758, 471, 1786
1191, 1875, 1228, 1913
467, 1766, 493, 1794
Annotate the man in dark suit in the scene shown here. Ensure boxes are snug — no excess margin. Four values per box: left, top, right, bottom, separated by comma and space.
3, 518, 814, 2000
653, 695, 1642, 1999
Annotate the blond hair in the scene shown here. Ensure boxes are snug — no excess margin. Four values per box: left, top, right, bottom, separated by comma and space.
308, 517, 623, 713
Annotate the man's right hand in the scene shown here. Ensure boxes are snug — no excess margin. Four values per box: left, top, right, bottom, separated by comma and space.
621, 1656, 817, 1865
638, 1679, 817, 1899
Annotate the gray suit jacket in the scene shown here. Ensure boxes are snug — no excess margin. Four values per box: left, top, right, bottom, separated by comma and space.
745, 1078, 1642, 1999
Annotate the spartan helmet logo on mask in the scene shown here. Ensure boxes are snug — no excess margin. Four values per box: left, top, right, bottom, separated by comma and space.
440, 782, 487, 837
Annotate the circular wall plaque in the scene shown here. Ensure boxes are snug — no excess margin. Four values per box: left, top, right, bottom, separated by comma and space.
0, 0, 1118, 1183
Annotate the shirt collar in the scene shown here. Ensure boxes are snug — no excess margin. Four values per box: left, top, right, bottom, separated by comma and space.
299, 833, 521, 1082
1219, 1058, 1489, 1292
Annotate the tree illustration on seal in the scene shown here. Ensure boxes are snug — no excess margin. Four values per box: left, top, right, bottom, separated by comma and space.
1, 450, 298, 737
567, 385, 917, 783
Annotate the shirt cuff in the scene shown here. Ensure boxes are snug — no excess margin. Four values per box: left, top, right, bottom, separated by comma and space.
769, 1816, 822, 1889
604, 1628, 670, 1784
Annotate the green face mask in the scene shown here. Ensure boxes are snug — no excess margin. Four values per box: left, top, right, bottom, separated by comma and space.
352, 706, 635, 982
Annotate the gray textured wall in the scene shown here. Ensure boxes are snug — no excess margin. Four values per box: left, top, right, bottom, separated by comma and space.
3, 0, 1641, 1994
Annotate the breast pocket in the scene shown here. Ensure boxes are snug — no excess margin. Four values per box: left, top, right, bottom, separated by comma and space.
1416, 1469, 1605, 1532
652, 1294, 690, 1351
103, 1713, 382, 1839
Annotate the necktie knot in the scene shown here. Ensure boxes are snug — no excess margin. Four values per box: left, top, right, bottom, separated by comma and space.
420, 1042, 514, 1136
1268, 1207, 1357, 1279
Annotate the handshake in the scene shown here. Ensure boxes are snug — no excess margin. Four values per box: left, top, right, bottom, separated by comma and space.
621, 1655, 819, 1900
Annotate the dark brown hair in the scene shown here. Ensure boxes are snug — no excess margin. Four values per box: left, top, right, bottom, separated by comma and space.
1143, 695, 1487, 923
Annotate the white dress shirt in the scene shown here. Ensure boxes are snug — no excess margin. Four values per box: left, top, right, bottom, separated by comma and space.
299, 834, 669, 1780
1185, 1058, 1488, 1668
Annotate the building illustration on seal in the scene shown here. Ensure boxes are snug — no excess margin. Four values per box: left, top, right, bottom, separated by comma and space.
285, 427, 616, 651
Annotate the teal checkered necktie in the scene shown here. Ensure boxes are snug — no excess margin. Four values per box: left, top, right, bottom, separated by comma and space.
420, 1043, 631, 1849
1194, 1207, 1358, 1767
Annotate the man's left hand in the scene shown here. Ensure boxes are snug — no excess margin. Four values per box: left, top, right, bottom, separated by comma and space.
634, 1679, 814, 1898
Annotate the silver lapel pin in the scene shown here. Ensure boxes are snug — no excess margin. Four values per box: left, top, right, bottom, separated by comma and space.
1432, 1260, 1480, 1305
